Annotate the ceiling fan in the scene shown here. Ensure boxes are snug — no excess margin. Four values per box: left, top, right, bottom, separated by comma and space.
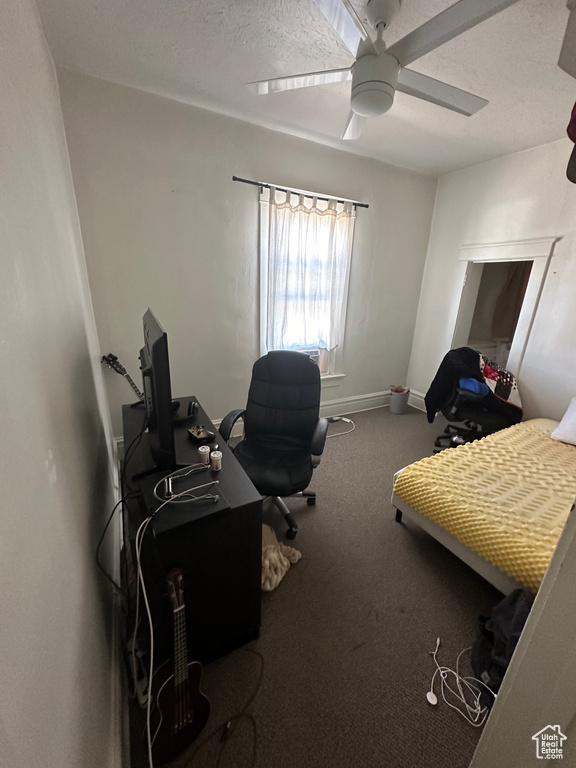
247, 0, 522, 140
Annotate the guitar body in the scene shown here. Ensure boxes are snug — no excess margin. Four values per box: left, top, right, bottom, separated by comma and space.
148, 569, 211, 765
151, 654, 210, 765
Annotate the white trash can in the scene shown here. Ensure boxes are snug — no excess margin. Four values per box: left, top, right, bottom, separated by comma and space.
390, 386, 410, 414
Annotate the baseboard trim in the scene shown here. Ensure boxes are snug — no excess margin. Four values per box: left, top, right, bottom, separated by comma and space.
408, 389, 426, 412
111, 583, 129, 768
114, 436, 124, 462
113, 389, 427, 453
109, 437, 129, 768
211, 392, 390, 442
319, 390, 388, 418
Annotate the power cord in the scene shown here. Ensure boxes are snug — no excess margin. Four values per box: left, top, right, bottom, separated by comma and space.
426, 637, 495, 727
152, 464, 220, 505
122, 417, 263, 767
326, 416, 355, 437
96, 414, 150, 600
134, 514, 157, 768
96, 492, 140, 600
121, 416, 150, 493
184, 648, 264, 768
134, 475, 229, 768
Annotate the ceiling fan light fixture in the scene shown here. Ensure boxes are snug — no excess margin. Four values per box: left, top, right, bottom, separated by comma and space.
251, 0, 524, 140
351, 82, 395, 116
350, 52, 399, 117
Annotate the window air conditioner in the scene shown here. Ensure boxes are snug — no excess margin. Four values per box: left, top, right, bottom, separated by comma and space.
305, 349, 321, 365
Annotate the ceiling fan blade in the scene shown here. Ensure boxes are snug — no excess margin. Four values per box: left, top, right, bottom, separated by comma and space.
341, 110, 366, 140
397, 68, 488, 116
386, 0, 522, 68
311, 0, 375, 56
247, 67, 352, 96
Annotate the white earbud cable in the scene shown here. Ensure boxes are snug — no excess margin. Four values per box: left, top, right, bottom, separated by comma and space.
427, 638, 495, 727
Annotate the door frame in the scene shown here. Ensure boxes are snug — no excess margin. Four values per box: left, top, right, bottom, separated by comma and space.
451, 237, 560, 376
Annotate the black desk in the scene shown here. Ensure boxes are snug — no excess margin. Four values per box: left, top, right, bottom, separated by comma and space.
123, 396, 262, 666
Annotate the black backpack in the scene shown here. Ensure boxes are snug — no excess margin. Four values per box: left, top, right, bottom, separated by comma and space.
471, 588, 534, 708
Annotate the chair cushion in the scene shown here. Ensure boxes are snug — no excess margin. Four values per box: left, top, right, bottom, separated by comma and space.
233, 436, 314, 497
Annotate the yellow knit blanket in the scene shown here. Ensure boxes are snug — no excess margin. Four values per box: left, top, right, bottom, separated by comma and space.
394, 419, 576, 591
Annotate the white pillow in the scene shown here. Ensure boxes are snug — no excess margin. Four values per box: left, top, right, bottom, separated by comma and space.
551, 397, 576, 445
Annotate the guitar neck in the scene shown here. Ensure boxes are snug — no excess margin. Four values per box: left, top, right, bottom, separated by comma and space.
124, 372, 144, 401
102, 354, 145, 401
173, 605, 188, 687
168, 568, 191, 692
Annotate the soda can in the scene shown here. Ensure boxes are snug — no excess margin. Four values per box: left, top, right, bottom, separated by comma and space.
210, 450, 222, 471
198, 445, 210, 466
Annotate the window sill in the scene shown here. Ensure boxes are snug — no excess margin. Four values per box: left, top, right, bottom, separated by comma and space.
321, 373, 345, 388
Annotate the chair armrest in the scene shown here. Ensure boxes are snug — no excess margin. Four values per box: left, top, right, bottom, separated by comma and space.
311, 417, 328, 456
218, 409, 246, 442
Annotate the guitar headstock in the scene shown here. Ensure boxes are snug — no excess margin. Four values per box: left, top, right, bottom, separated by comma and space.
102, 353, 127, 376
167, 568, 185, 611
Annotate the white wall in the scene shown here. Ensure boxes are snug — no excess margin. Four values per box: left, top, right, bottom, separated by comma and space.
57, 69, 438, 436
407, 139, 576, 420
0, 3, 121, 767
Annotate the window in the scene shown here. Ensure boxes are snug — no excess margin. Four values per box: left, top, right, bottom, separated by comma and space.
259, 186, 356, 375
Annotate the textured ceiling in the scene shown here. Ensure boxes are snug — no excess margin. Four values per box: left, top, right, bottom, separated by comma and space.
37, 0, 575, 176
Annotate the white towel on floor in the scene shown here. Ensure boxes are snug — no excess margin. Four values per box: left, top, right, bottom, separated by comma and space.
261, 524, 302, 591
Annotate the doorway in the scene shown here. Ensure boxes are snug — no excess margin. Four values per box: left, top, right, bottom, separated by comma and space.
452, 237, 558, 376
466, 261, 532, 369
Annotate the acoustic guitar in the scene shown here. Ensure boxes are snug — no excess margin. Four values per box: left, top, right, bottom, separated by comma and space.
101, 353, 145, 401
150, 568, 210, 765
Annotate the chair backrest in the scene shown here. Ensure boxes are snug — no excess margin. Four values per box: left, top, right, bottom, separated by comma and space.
427, 347, 522, 429
244, 351, 321, 443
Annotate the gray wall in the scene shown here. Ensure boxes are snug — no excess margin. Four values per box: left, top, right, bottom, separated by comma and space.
407, 139, 576, 420
0, 3, 121, 766
57, 69, 438, 436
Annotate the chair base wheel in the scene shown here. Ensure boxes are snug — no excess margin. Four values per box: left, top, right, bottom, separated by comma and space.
306, 497, 316, 506
286, 528, 298, 540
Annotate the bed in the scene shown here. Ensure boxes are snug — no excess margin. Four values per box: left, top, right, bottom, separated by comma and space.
391, 418, 576, 594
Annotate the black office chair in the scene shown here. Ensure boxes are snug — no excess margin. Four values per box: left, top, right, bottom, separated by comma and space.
432, 381, 513, 449
425, 347, 522, 450
218, 350, 328, 539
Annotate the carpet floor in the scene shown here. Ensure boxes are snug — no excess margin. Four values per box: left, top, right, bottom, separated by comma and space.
129, 406, 502, 768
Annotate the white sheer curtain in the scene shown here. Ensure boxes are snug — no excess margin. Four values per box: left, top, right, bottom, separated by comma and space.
259, 186, 356, 357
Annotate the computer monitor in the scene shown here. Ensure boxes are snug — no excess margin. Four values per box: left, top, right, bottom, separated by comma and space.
139, 309, 178, 470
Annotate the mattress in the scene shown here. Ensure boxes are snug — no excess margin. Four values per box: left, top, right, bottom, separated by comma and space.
393, 419, 576, 591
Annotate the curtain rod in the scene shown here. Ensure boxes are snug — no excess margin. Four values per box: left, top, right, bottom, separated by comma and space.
232, 175, 369, 209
